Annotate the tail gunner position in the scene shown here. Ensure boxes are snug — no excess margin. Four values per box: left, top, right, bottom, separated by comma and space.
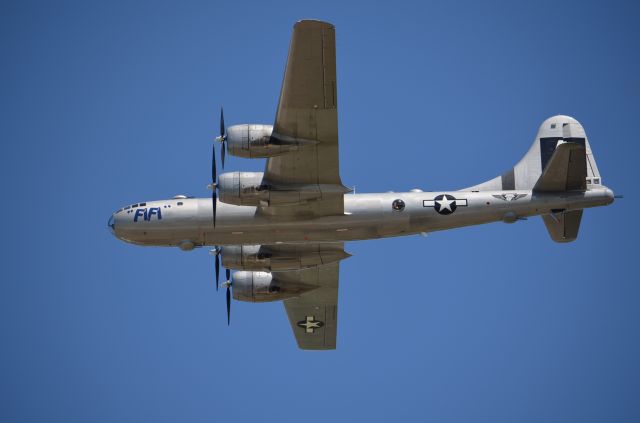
108, 20, 615, 350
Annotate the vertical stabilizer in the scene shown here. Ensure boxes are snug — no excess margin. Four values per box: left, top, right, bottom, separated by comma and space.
466, 115, 602, 191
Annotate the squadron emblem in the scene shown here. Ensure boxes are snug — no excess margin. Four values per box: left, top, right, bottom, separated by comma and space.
492, 193, 528, 202
423, 194, 468, 215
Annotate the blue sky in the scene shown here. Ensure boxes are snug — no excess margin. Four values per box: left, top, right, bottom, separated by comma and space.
1, 0, 639, 422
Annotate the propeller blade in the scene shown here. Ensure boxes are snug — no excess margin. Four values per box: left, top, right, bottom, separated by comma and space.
219, 108, 225, 139
216, 107, 227, 169
212, 142, 217, 183
226, 284, 231, 325
214, 252, 220, 291
221, 140, 226, 169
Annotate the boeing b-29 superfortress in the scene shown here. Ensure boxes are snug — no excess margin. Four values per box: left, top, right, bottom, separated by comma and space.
108, 20, 615, 349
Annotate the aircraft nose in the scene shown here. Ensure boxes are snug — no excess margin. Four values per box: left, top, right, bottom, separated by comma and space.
108, 214, 116, 235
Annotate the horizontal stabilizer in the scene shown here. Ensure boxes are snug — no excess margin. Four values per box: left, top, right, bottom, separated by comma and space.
542, 210, 583, 243
534, 142, 586, 192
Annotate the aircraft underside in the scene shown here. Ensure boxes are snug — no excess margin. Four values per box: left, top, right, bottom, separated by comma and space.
108, 20, 615, 349
112, 188, 613, 248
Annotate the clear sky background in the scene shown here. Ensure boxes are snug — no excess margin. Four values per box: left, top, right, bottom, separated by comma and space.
2, 1, 639, 422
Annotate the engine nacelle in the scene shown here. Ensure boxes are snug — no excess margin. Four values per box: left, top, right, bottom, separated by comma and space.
218, 172, 268, 206
222, 244, 351, 272
226, 124, 315, 158
218, 172, 349, 207
232, 271, 315, 303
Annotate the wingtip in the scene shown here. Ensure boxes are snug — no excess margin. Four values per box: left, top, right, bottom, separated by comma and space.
295, 19, 334, 29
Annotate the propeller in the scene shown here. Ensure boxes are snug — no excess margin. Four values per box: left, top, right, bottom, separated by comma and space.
215, 108, 228, 169
209, 108, 227, 227
210, 249, 232, 324
209, 247, 221, 291
212, 108, 232, 323
222, 269, 232, 325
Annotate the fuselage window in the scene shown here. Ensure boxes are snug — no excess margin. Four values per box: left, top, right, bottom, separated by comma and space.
392, 199, 405, 212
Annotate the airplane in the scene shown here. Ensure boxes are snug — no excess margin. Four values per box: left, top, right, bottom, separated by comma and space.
108, 20, 615, 350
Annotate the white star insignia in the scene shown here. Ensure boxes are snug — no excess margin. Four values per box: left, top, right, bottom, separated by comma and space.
298, 316, 324, 333
436, 196, 455, 212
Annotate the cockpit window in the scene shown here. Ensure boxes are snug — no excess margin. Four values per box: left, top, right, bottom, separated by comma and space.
139, 202, 146, 207
177, 202, 183, 206
124, 206, 130, 210
132, 203, 138, 208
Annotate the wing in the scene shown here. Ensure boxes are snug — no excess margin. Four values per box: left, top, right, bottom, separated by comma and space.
282, 262, 340, 350
263, 20, 347, 217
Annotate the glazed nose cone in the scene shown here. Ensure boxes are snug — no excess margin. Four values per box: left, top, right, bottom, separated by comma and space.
108, 214, 116, 235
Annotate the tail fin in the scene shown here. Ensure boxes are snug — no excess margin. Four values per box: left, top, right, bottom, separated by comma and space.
466, 115, 602, 191
466, 115, 604, 243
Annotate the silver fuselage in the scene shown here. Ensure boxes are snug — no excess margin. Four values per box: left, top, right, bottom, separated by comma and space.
110, 188, 614, 247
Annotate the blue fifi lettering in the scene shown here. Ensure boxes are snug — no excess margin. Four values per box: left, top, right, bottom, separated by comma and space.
133, 207, 163, 222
